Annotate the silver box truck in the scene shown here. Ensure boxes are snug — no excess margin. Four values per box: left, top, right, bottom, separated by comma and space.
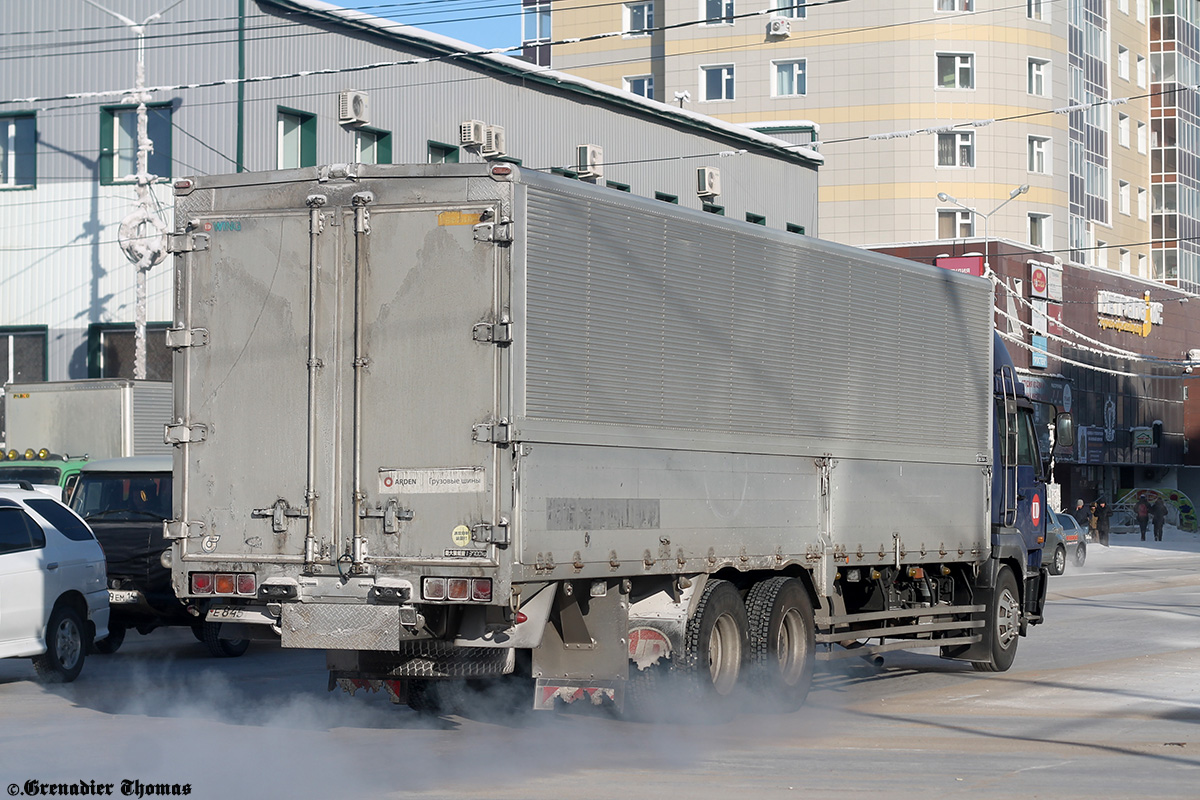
167, 164, 1065, 713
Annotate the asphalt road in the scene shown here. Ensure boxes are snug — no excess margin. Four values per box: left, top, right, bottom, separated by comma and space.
1, 530, 1197, 799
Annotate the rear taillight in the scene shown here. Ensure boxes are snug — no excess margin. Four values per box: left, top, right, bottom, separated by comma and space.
237, 573, 256, 594
191, 573, 213, 594
471, 578, 492, 602
189, 572, 256, 596
421, 576, 493, 603
422, 577, 446, 601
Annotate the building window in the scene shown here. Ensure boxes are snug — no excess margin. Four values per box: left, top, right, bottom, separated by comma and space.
606, 181, 631, 192
1138, 253, 1147, 277
277, 108, 315, 169
938, 210, 973, 239
1138, 0, 1146, 22
1027, 0, 1047, 21
355, 128, 391, 165
746, 212, 766, 225
1120, 249, 1131, 273
1138, 186, 1148, 219
773, 59, 807, 97
1119, 0, 1128, 11
428, 141, 459, 163
624, 75, 655, 99
1118, 46, 1129, 80
937, 131, 974, 167
702, 202, 725, 215
88, 323, 171, 381
523, 2, 551, 42
786, 223, 806, 234
701, 65, 735, 101
937, 0, 973, 11
1119, 181, 1130, 215
0, 328, 46, 385
1118, 114, 1130, 147
1028, 213, 1050, 248
1027, 58, 1049, 96
0, 115, 35, 189
100, 104, 172, 185
704, 0, 734, 25
1028, 135, 1051, 174
624, 2, 654, 35
655, 191, 679, 204
1137, 121, 1147, 154
936, 53, 974, 89
773, 0, 806, 18
1137, 55, 1147, 87
1096, 241, 1108, 270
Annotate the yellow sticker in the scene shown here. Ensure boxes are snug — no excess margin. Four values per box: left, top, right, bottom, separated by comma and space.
452, 525, 471, 546
437, 210, 483, 227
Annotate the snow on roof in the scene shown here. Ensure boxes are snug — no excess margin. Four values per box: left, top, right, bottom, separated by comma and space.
261, 0, 823, 166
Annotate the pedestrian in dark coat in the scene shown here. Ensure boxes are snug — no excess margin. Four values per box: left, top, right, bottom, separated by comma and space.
1095, 499, 1112, 547
1151, 497, 1168, 542
1135, 495, 1151, 541
1071, 498, 1090, 528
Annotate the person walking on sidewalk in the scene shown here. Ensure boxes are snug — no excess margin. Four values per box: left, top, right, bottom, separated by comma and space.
1135, 494, 1151, 541
1151, 497, 1168, 542
1095, 498, 1112, 547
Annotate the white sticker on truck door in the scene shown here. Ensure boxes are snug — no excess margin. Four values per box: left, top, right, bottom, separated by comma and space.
378, 467, 485, 494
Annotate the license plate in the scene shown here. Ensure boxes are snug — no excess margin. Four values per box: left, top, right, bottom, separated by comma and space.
108, 589, 141, 604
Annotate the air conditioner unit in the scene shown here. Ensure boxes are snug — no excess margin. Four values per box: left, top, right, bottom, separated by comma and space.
460, 120, 486, 147
482, 125, 507, 158
338, 90, 369, 126
767, 18, 791, 37
577, 144, 604, 179
696, 166, 721, 198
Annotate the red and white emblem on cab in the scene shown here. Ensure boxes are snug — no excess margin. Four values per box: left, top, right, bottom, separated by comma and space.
1031, 494, 1041, 527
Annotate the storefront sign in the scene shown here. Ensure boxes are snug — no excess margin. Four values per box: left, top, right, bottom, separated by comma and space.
1030, 262, 1049, 298
1131, 427, 1154, 448
936, 255, 985, 277
1031, 334, 1048, 369
1097, 290, 1163, 337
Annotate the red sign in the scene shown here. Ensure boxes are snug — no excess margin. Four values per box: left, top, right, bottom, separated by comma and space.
1031, 494, 1041, 528
936, 255, 984, 277
1046, 302, 1063, 334
1031, 264, 1048, 298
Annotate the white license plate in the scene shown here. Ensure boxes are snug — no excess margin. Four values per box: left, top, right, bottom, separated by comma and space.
108, 589, 141, 604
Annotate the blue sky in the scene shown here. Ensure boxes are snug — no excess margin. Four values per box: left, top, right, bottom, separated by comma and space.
338, 1, 525, 50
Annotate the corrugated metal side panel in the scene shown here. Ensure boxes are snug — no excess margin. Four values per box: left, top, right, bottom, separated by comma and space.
522, 183, 991, 452
131, 383, 173, 456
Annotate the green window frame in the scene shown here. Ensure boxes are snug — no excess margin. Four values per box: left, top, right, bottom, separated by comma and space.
786, 223, 806, 235
87, 322, 172, 380
551, 167, 580, 180
277, 107, 316, 169
746, 212, 766, 225
606, 180, 631, 192
355, 127, 392, 165
427, 141, 459, 164
655, 191, 679, 204
0, 113, 36, 189
99, 103, 172, 186
702, 202, 725, 216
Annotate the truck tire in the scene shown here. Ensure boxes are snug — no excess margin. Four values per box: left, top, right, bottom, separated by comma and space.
93, 624, 125, 655
1049, 545, 1066, 576
973, 566, 1020, 673
32, 604, 86, 683
1074, 542, 1087, 568
680, 579, 748, 698
201, 622, 250, 658
745, 577, 815, 712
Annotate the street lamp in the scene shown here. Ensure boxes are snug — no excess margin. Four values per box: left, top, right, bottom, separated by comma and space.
937, 184, 1029, 273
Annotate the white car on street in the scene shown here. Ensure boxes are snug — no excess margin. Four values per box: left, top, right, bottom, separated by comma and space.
0, 482, 109, 682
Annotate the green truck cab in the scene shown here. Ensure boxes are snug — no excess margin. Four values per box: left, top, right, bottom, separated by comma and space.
0, 449, 90, 501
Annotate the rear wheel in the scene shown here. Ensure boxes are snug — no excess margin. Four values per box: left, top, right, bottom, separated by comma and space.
93, 624, 125, 655
745, 577, 815, 712
973, 566, 1020, 673
680, 579, 748, 699
32, 605, 86, 683
201, 622, 250, 658
1074, 542, 1087, 567
1049, 545, 1066, 576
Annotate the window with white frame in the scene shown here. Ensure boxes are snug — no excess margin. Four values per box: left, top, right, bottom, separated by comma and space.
1138, 186, 1148, 219
936, 0, 973, 11
701, 64, 735, 101
773, 0, 806, 18
937, 53, 974, 89
102, 104, 172, 184
523, 2, 551, 42
938, 209, 974, 239
1118, 0, 1128, 12
355, 128, 390, 165
1096, 241, 1108, 270
1028, 213, 1051, 249
1028, 135, 1051, 173
1118, 113, 1130, 147
937, 131, 974, 167
624, 74, 654, 98
1138, 253, 1147, 277
704, 0, 734, 25
1027, 0, 1047, 21
1137, 55, 1147, 87
1119, 180, 1130, 214
773, 59, 807, 96
1120, 249, 1131, 273
277, 109, 314, 170
1118, 46, 1130, 80
1138, 121, 1147, 153
624, 2, 654, 35
1027, 58, 1049, 96
0, 115, 35, 188
1137, 0, 1146, 22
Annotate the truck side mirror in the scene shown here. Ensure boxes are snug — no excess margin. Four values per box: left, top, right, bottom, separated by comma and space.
1055, 413, 1073, 451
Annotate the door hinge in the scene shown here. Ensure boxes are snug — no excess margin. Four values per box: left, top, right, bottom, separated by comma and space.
473, 220, 513, 244
252, 498, 310, 533
472, 320, 512, 345
164, 423, 208, 445
164, 519, 204, 540
473, 420, 511, 444
165, 327, 209, 350
359, 498, 414, 534
472, 520, 510, 547
169, 232, 210, 254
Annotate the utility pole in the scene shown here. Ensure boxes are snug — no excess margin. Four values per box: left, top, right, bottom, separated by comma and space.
83, 0, 184, 380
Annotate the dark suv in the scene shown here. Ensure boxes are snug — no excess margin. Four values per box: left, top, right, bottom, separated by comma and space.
69, 456, 248, 657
